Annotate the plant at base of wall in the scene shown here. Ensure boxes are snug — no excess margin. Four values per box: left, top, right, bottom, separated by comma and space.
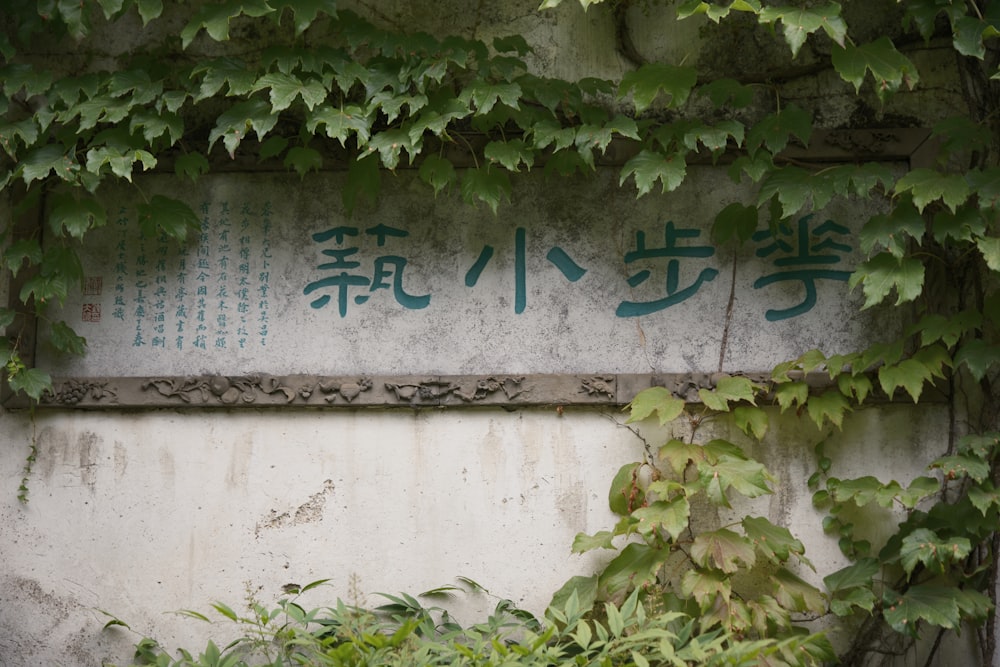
104, 576, 834, 667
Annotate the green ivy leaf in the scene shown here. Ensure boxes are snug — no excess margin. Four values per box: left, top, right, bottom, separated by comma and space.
759, 2, 847, 57
958, 433, 1000, 458
181, 0, 276, 48
209, 99, 278, 158
0, 308, 15, 330
275, 0, 337, 36
254, 72, 328, 111
758, 166, 834, 219
930, 454, 991, 483
632, 497, 690, 541
619, 150, 687, 196
343, 154, 380, 216
745, 105, 812, 157
824, 557, 878, 593
3, 239, 43, 278
19, 274, 69, 306
283, 146, 322, 178
729, 153, 774, 183
900, 529, 971, 576
136, 0, 164, 25
85, 146, 157, 182
849, 252, 925, 309
8, 367, 52, 400
548, 575, 598, 614
691, 528, 755, 573
953, 15, 988, 58
619, 63, 697, 113
627, 387, 685, 425
882, 584, 962, 637
49, 320, 87, 356
698, 375, 758, 413
695, 78, 754, 108
192, 57, 257, 100
0, 118, 39, 159
48, 193, 107, 240
772, 568, 826, 614
0, 63, 54, 99
969, 483, 1000, 516
830, 586, 877, 616
742, 516, 807, 564
484, 139, 533, 172
129, 110, 184, 147
530, 120, 576, 152
806, 390, 851, 429
954, 339, 1000, 381
967, 167, 1000, 209
572, 531, 616, 553
608, 462, 643, 516
859, 201, 925, 258
895, 168, 969, 213
137, 195, 200, 241
977, 235, 1000, 273
933, 116, 991, 157
680, 568, 731, 610
258, 135, 289, 161
461, 80, 521, 115
417, 154, 456, 195
307, 105, 371, 147
829, 475, 888, 507
774, 381, 809, 412
699, 455, 773, 507
175, 152, 210, 183
659, 439, 703, 476
366, 129, 417, 170
461, 167, 511, 214
711, 202, 758, 246
899, 476, 939, 508
598, 543, 671, 602
677, 0, 762, 22
878, 358, 934, 403
21, 145, 74, 185
831, 38, 919, 100
733, 406, 768, 440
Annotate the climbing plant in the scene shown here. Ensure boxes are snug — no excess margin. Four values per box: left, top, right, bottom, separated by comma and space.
1, 0, 999, 663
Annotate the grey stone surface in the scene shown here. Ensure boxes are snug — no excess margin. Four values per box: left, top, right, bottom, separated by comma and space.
41, 167, 897, 379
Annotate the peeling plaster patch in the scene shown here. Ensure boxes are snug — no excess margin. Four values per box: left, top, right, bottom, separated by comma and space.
255, 479, 335, 536
78, 431, 100, 491
113, 440, 128, 480
35, 426, 66, 482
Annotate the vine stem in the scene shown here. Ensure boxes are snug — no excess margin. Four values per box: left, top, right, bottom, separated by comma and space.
717, 252, 738, 373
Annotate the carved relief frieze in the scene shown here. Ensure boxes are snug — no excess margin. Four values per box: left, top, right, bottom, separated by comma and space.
453, 376, 526, 402
40, 379, 117, 406
143, 374, 297, 404
580, 375, 615, 399
384, 378, 459, 405
10, 371, 943, 410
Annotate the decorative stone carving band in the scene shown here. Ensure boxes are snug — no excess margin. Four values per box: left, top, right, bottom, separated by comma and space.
4, 371, 947, 410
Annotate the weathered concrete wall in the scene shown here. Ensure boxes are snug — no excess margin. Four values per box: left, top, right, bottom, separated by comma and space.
0, 404, 953, 664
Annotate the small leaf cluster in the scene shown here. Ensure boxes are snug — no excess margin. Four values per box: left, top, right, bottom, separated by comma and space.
812, 433, 999, 638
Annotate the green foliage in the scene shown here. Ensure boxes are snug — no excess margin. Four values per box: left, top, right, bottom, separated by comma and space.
106, 580, 835, 667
